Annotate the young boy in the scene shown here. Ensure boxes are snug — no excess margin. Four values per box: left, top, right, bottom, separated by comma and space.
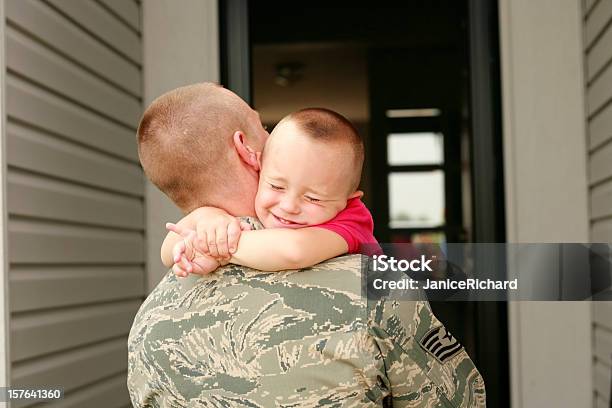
163, 108, 378, 275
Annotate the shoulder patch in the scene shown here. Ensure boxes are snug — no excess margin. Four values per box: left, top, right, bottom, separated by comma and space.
419, 326, 463, 364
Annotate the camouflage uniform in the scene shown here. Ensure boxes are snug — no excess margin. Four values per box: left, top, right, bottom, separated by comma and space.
128, 221, 485, 407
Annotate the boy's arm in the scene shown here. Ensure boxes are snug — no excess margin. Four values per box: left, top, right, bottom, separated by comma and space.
229, 227, 348, 271
160, 207, 231, 267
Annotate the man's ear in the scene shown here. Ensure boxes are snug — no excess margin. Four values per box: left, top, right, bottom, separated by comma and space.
233, 131, 260, 171
348, 190, 364, 199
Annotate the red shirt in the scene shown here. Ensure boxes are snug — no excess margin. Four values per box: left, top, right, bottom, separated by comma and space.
316, 198, 378, 255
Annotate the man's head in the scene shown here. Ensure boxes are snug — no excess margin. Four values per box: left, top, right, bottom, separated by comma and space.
137, 83, 268, 214
255, 108, 364, 229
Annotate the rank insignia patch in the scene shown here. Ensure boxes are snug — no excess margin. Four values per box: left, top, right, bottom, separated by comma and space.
419, 326, 463, 364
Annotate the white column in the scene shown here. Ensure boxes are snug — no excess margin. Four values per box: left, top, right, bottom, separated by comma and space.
499, 0, 592, 407
142, 0, 220, 292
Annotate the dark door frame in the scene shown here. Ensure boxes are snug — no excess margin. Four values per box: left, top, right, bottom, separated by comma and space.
468, 0, 509, 406
219, 0, 251, 103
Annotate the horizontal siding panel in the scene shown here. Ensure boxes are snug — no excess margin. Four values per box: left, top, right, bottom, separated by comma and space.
587, 59, 612, 116
11, 300, 140, 361
10, 266, 144, 312
594, 360, 611, 401
12, 338, 127, 392
7, 76, 138, 162
7, 170, 143, 229
590, 136, 612, 184
6, 122, 143, 195
594, 326, 612, 365
42, 374, 130, 408
593, 302, 612, 331
590, 100, 612, 150
46, 0, 141, 64
590, 177, 612, 219
587, 19, 612, 81
97, 0, 140, 32
8, 219, 143, 264
6, 0, 141, 96
6, 27, 140, 127
586, 0, 612, 48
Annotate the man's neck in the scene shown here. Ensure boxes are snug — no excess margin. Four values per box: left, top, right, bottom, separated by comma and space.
214, 197, 257, 218
214, 177, 259, 217
225, 206, 256, 219
185, 175, 258, 217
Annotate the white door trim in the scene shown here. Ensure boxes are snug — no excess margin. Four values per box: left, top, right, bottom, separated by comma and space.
499, 0, 592, 407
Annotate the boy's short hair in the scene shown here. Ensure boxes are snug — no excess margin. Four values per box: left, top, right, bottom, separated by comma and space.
283, 108, 364, 191
137, 83, 252, 212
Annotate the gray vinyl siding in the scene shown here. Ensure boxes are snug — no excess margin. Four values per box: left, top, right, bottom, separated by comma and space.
5, 1, 144, 406
584, 0, 612, 406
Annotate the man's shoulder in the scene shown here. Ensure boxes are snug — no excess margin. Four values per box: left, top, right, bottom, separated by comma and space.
318, 253, 367, 267
290, 253, 365, 276
134, 254, 366, 307
133, 254, 369, 328
237, 254, 367, 297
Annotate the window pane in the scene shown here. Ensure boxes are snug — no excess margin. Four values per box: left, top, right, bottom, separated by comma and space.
386, 133, 444, 165
388, 171, 445, 228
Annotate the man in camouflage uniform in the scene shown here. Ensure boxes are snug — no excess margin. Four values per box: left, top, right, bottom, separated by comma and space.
128, 83, 486, 407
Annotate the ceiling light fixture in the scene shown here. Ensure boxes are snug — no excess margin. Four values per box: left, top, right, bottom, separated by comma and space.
274, 62, 305, 87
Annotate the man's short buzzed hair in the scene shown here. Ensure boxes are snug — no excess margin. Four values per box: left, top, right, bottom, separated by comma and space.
282, 108, 364, 191
137, 82, 252, 212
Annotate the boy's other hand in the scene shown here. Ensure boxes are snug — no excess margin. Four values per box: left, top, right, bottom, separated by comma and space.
195, 213, 244, 259
166, 223, 221, 277
172, 252, 220, 277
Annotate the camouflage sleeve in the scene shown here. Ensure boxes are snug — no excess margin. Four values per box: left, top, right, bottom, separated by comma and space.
369, 299, 486, 407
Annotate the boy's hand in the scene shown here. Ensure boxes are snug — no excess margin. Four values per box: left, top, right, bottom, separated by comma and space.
166, 223, 221, 277
194, 214, 250, 259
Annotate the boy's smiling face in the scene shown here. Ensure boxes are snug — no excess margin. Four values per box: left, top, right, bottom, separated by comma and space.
255, 120, 362, 229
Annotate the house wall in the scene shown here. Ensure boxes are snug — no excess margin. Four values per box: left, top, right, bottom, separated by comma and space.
583, 0, 612, 406
499, 0, 592, 407
3, 0, 144, 406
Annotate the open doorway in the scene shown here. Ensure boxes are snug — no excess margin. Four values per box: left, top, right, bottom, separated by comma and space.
249, 3, 470, 245
222, 2, 508, 405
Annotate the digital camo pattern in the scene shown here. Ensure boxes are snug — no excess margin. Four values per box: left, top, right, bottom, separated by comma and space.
128, 256, 485, 407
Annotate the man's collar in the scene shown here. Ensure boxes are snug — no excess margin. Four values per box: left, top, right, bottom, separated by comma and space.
238, 216, 264, 231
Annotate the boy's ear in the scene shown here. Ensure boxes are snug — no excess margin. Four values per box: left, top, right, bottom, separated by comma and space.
233, 131, 260, 171
348, 190, 364, 199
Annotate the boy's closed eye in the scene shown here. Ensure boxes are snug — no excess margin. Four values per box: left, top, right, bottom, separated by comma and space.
305, 195, 321, 203
269, 183, 284, 191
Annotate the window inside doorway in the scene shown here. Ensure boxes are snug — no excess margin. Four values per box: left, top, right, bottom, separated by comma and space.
384, 120, 447, 244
